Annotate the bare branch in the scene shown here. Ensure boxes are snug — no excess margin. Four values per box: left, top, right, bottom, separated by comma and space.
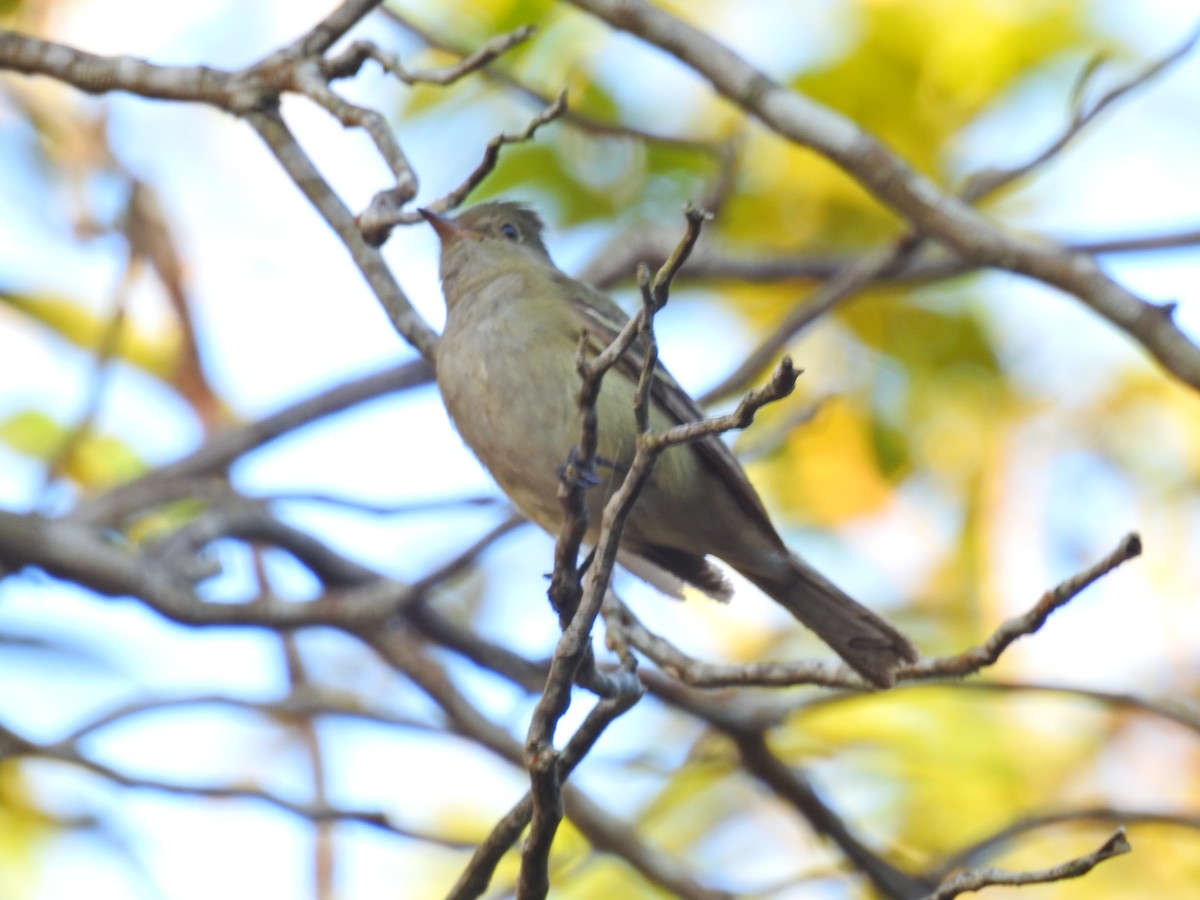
320, 25, 540, 245
279, 0, 386, 59
2, 724, 470, 848
358, 91, 567, 243
962, 24, 1200, 201
125, 180, 224, 430
582, 227, 1200, 295
291, 59, 418, 215
558, 790, 735, 900
380, 8, 720, 152
439, 92, 569, 213
649, 203, 711, 301
608, 597, 856, 689
699, 240, 915, 405
408, 513, 526, 595
518, 750, 565, 898
632, 670, 928, 898
899, 679, 1200, 737
733, 731, 934, 899
321, 26, 537, 86
932, 809, 1199, 879
647, 354, 798, 452
2, 8, 1188, 899
566, 0, 1200, 393
57, 691, 436, 746
519, 207, 713, 897
74, 360, 433, 527
249, 491, 503, 517
927, 828, 1130, 899
608, 532, 1143, 691
700, 26, 1200, 403
247, 107, 439, 354
405, 605, 550, 695
0, 30, 255, 105
0, 509, 400, 630
368, 631, 725, 900
0, 21, 445, 349
903, 532, 1142, 680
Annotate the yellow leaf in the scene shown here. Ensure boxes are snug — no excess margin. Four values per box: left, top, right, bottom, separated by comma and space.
755, 397, 894, 524
2, 290, 179, 382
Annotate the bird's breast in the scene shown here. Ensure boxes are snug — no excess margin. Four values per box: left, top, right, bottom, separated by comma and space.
436, 287, 582, 530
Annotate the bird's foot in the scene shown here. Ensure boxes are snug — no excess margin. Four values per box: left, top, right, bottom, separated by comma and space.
558, 448, 626, 489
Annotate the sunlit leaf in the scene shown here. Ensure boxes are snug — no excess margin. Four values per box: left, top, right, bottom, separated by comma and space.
1, 290, 178, 381
0, 409, 147, 489
753, 396, 896, 524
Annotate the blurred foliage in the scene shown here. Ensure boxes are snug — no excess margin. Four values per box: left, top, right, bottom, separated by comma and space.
796, 0, 1089, 176
0, 408, 147, 488
1, 290, 181, 383
0, 762, 56, 899
1, 0, 1198, 897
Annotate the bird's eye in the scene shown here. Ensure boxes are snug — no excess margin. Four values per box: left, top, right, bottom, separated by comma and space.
499, 223, 520, 241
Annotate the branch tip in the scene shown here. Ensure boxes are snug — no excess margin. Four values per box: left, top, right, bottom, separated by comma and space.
1120, 531, 1142, 559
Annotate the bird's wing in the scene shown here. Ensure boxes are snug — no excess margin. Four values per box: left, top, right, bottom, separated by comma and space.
564, 278, 782, 546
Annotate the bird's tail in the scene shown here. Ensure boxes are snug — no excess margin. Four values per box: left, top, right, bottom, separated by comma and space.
738, 555, 918, 688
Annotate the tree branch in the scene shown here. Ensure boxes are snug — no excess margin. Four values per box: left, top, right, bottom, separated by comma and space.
74, 360, 433, 527
929, 809, 1200, 880
903, 532, 1142, 681
605, 532, 1142, 690
733, 731, 933, 899
1, 722, 468, 848
928, 828, 1130, 899
566, 0, 1200, 392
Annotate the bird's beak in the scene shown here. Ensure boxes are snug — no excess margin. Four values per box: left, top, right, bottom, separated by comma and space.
419, 208, 469, 244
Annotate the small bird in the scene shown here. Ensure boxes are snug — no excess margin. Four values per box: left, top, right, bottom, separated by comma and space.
422, 201, 918, 687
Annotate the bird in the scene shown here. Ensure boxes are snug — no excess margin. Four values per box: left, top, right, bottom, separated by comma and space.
422, 200, 918, 687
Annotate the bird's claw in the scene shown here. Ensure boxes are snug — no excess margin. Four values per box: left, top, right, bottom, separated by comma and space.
558, 446, 606, 489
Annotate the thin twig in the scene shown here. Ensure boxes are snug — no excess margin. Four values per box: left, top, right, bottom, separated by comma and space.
291, 59, 418, 216
74, 360, 433, 527
566, 0, 1200, 395
320, 25, 539, 245
901, 533, 1142, 680
438, 92, 569, 213
358, 91, 568, 243
608, 533, 1143, 690
519, 207, 712, 898
931, 808, 1199, 879
927, 828, 1130, 899
961, 24, 1200, 201
733, 731, 933, 899
7, 728, 472, 848
322, 26, 536, 86
367, 631, 725, 900
700, 23, 1200, 405
379, 7, 720, 153
57, 691, 437, 746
